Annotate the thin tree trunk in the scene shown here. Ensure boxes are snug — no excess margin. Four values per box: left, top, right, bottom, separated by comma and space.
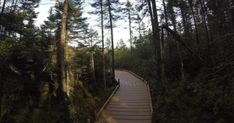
163, 0, 168, 26
147, 0, 156, 63
161, 0, 168, 80
200, 0, 210, 56
1, 0, 6, 15
151, 0, 162, 80
0, 74, 2, 117
188, 0, 199, 49
48, 34, 56, 122
180, 5, 187, 37
127, 1, 133, 56
138, 18, 141, 38
91, 52, 97, 85
107, 0, 115, 82
177, 43, 185, 80
147, 0, 154, 33
170, 10, 185, 80
100, 0, 106, 89
11, 0, 15, 11
58, 0, 68, 93
0, 0, 7, 24
230, 0, 234, 33
13, 0, 18, 12
160, 27, 165, 80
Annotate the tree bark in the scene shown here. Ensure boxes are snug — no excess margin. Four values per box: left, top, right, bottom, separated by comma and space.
107, 0, 115, 82
230, 0, 234, 33
0, 0, 7, 24
100, 0, 106, 89
200, 0, 210, 54
1, 0, 6, 15
58, 0, 68, 93
168, 4, 185, 80
188, 0, 199, 48
0, 73, 2, 117
13, 0, 18, 12
160, 27, 165, 80
162, 0, 168, 26
161, 0, 168, 80
127, 1, 133, 56
151, 0, 162, 80
147, 0, 154, 33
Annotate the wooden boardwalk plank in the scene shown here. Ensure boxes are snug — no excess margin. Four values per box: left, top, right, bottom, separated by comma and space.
97, 70, 152, 123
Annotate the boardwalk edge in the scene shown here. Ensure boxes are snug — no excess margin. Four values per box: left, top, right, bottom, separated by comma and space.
95, 83, 120, 121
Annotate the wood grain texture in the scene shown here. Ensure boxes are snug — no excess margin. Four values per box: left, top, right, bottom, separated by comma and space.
96, 70, 152, 123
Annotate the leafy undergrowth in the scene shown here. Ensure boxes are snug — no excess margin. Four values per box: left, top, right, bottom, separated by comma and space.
148, 62, 234, 123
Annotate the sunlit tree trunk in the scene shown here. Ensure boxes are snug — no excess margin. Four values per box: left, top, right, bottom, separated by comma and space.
58, 0, 68, 93
91, 52, 97, 85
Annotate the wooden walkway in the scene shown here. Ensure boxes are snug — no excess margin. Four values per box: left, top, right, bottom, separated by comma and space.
97, 70, 152, 123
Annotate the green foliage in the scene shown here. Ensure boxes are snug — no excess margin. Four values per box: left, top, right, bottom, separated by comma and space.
69, 80, 96, 122
115, 29, 234, 123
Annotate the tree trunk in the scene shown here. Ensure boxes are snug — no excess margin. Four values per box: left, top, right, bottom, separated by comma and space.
147, 0, 157, 63
100, 0, 106, 89
230, 0, 234, 33
188, 0, 199, 49
127, 1, 133, 56
91, 52, 97, 85
48, 35, 56, 122
161, 0, 168, 80
0, 74, 2, 117
200, 0, 211, 62
0, 0, 7, 24
107, 0, 115, 82
151, 0, 162, 80
180, 5, 187, 36
1, 0, 6, 15
13, 0, 18, 12
58, 0, 68, 93
168, 5, 185, 80
163, 0, 168, 26
177, 43, 185, 80
147, 0, 154, 34
138, 18, 141, 38
160, 27, 165, 80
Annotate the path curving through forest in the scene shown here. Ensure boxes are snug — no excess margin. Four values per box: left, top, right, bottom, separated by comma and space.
97, 70, 152, 123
